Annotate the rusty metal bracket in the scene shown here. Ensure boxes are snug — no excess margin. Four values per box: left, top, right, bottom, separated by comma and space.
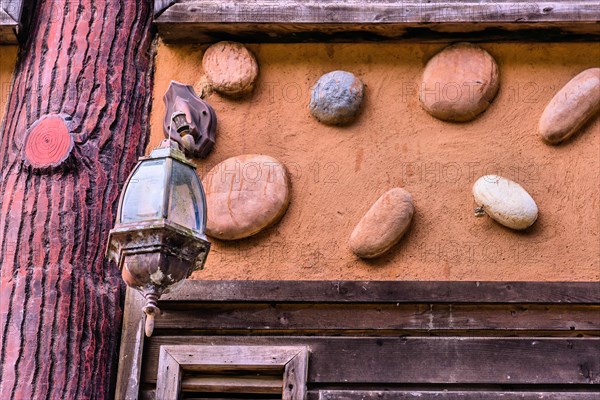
163, 80, 217, 158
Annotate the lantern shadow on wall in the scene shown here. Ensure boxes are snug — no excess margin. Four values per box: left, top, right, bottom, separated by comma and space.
106, 81, 215, 336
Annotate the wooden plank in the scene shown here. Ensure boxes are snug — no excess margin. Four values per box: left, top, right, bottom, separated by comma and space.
140, 389, 600, 400
154, 0, 176, 17
1, 0, 26, 22
161, 345, 303, 371
156, 347, 183, 400
0, 8, 17, 44
283, 347, 308, 400
181, 376, 282, 394
143, 337, 600, 385
0, 0, 27, 44
160, 281, 600, 304
155, 303, 600, 333
315, 391, 600, 400
115, 289, 148, 400
155, 1, 600, 43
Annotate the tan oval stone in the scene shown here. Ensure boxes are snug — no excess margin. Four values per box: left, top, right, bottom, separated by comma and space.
420, 42, 499, 122
202, 41, 259, 97
539, 67, 600, 144
204, 155, 290, 240
349, 188, 414, 259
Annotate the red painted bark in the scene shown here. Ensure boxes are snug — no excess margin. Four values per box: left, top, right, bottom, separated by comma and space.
0, 1, 155, 398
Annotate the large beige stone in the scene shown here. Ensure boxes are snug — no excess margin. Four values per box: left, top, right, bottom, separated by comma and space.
204, 155, 290, 240
472, 175, 538, 230
349, 188, 414, 259
420, 42, 499, 122
539, 67, 600, 144
202, 41, 259, 97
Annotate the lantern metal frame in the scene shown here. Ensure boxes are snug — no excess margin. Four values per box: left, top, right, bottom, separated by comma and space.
106, 139, 211, 337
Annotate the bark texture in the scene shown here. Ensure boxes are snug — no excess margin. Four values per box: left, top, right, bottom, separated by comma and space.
0, 0, 155, 398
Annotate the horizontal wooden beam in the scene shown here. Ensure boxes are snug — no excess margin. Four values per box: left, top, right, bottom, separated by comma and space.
155, 0, 600, 43
0, 8, 17, 44
0, 0, 28, 44
154, 303, 600, 333
140, 389, 600, 400
159, 281, 600, 304
144, 336, 600, 385
315, 390, 600, 400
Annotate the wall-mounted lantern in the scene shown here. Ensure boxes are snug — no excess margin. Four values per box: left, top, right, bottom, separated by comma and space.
107, 82, 215, 337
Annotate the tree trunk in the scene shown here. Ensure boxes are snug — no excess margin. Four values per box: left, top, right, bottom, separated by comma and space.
0, 1, 155, 398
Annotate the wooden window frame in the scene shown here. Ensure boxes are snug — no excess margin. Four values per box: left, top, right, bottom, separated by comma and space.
156, 344, 309, 399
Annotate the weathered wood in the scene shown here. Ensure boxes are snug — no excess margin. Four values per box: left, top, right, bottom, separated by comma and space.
156, 0, 600, 43
118, 282, 600, 398
154, 0, 175, 17
156, 347, 183, 400
155, 345, 308, 399
181, 376, 283, 394
155, 303, 600, 333
0, 7, 17, 43
140, 389, 600, 400
314, 391, 600, 400
0, 0, 29, 44
143, 390, 281, 400
144, 337, 600, 385
0, 1, 155, 399
160, 281, 600, 304
115, 289, 147, 400
283, 345, 308, 400
1, 0, 27, 21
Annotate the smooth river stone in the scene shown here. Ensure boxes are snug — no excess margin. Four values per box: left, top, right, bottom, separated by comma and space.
202, 41, 259, 97
472, 175, 538, 230
420, 42, 499, 122
204, 155, 290, 240
349, 188, 414, 259
539, 67, 600, 144
309, 70, 365, 125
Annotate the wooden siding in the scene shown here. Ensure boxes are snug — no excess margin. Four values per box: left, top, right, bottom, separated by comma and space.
115, 281, 600, 399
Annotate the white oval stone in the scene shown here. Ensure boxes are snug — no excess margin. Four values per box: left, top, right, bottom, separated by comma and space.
472, 175, 538, 230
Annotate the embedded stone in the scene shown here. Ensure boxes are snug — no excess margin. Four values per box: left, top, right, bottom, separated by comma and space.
204, 155, 290, 240
202, 41, 259, 97
309, 70, 365, 125
349, 188, 414, 259
539, 67, 600, 144
472, 175, 538, 230
420, 42, 499, 122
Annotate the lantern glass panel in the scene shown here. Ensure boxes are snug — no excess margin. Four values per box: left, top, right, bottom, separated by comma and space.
120, 159, 167, 223
168, 160, 205, 232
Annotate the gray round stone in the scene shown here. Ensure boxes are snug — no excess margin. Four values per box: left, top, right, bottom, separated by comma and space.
309, 71, 364, 125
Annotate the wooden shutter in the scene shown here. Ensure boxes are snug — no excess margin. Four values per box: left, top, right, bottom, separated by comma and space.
155, 345, 309, 400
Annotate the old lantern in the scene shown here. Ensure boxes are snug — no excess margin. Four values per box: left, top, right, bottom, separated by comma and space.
107, 81, 216, 337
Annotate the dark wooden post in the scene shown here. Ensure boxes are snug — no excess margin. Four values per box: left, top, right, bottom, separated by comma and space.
0, 0, 155, 398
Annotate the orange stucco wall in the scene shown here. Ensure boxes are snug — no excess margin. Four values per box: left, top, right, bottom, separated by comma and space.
0, 46, 17, 123
151, 41, 599, 281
